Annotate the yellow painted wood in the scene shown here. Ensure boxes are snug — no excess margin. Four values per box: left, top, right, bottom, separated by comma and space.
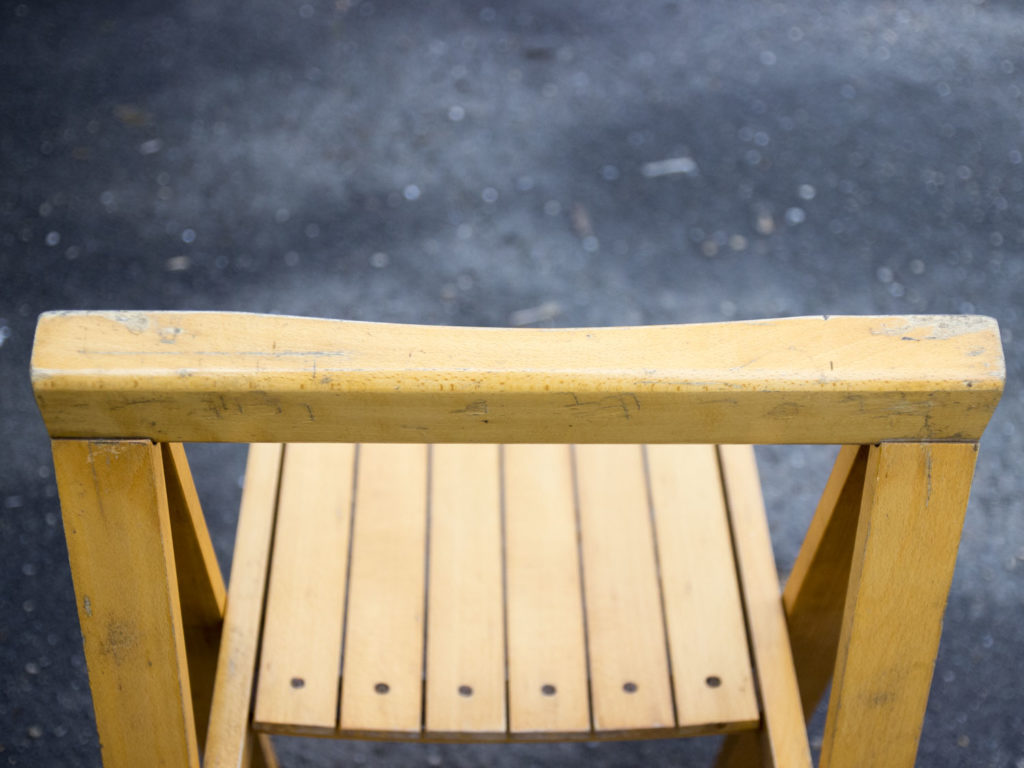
338, 443, 428, 735
52, 439, 200, 768
783, 445, 869, 718
646, 444, 759, 731
717, 445, 812, 768
162, 443, 226, 626
32, 312, 1004, 444
161, 443, 226, 750
575, 444, 675, 733
255, 444, 356, 732
819, 442, 977, 768
425, 444, 505, 736
205, 444, 283, 768
503, 444, 590, 736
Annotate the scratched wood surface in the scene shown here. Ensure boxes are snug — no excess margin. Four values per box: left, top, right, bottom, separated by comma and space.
32, 312, 1003, 444
53, 439, 200, 768
819, 442, 978, 768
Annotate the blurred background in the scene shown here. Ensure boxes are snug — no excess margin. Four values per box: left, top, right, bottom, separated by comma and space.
2, 0, 1023, 765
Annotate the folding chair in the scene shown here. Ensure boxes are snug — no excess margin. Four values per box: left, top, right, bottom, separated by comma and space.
31, 311, 1004, 767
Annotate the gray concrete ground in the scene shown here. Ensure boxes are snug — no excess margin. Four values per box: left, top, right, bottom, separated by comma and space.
2, 0, 1023, 765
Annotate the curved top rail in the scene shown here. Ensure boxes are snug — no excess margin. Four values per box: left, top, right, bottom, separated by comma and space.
31, 311, 1003, 444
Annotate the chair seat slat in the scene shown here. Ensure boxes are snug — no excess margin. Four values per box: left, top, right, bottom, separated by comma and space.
254, 443, 355, 732
425, 444, 506, 736
575, 444, 676, 733
647, 444, 759, 730
504, 444, 592, 736
338, 444, 429, 735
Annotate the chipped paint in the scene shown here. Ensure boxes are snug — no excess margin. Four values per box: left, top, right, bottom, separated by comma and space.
873, 315, 996, 341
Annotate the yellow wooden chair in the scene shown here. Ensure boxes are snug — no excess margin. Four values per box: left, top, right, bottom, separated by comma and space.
31, 311, 1004, 768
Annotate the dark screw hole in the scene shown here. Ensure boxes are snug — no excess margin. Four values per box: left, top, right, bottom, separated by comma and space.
374, 682, 390, 694
290, 677, 305, 689
623, 681, 638, 694
705, 675, 722, 688
458, 685, 473, 697
541, 684, 557, 696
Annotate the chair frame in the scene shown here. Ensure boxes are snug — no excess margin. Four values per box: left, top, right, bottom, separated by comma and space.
32, 311, 1005, 768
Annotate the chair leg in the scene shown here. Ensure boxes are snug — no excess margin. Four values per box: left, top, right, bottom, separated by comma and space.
782, 445, 869, 718
162, 443, 227, 750
819, 442, 977, 768
52, 439, 200, 768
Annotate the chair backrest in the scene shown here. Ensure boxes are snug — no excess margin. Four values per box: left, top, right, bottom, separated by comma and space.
31, 310, 1004, 445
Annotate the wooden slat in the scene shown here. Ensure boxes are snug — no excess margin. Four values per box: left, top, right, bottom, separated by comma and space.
819, 442, 977, 768
575, 444, 675, 733
338, 443, 428, 735
205, 444, 283, 768
646, 444, 759, 730
52, 439, 200, 768
425, 444, 505, 736
717, 445, 812, 768
504, 444, 590, 736
33, 312, 1004, 444
783, 445, 869, 717
161, 442, 227, 750
254, 444, 356, 732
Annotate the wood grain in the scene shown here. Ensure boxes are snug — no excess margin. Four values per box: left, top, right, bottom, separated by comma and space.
161, 442, 227, 750
52, 439, 200, 768
783, 445, 869, 717
204, 444, 283, 768
32, 312, 1004, 444
717, 445, 812, 768
425, 444, 505, 736
646, 444, 759, 731
575, 444, 675, 733
338, 443, 429, 735
504, 444, 590, 736
819, 442, 977, 768
255, 444, 356, 732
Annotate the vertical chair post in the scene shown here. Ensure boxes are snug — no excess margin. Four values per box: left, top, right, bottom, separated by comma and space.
819, 442, 978, 768
52, 439, 200, 768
